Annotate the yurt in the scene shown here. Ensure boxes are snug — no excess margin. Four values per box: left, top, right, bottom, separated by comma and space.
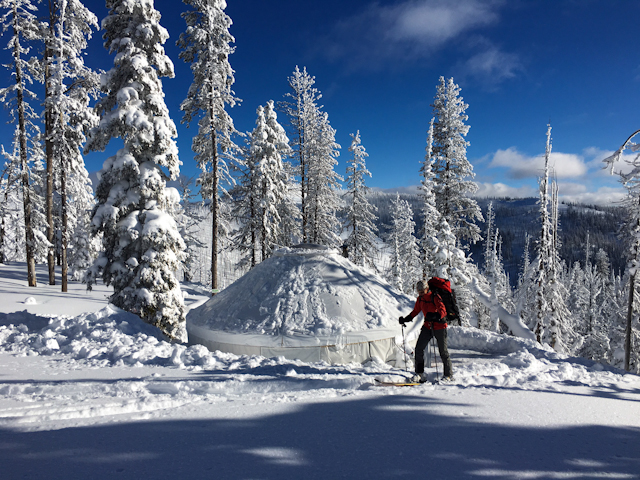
186, 244, 415, 365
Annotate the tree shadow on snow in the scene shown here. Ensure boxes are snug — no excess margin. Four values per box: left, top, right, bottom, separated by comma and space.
1, 394, 639, 480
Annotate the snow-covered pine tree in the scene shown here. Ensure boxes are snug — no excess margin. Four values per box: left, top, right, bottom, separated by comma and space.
306, 109, 342, 246
479, 204, 514, 333
515, 232, 536, 328
264, 101, 299, 250
281, 66, 321, 243
231, 137, 260, 269
431, 212, 474, 326
603, 128, 640, 371
0, 130, 25, 263
343, 131, 378, 269
276, 156, 301, 248
602, 272, 636, 371
418, 117, 441, 280
595, 248, 611, 279
47, 0, 99, 290
172, 176, 207, 282
576, 263, 608, 361
431, 76, 483, 245
582, 235, 604, 334
0, 0, 43, 286
532, 125, 574, 353
28, 154, 50, 265
85, 0, 187, 341
254, 101, 293, 261
232, 102, 294, 267
484, 201, 495, 272
385, 193, 420, 294
178, 0, 240, 294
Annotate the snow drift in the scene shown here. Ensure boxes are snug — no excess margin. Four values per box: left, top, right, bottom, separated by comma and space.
186, 244, 415, 364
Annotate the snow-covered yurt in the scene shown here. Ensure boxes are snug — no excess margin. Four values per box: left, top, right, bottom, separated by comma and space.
187, 244, 415, 364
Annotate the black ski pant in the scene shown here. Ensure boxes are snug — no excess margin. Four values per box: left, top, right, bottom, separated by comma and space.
415, 325, 452, 377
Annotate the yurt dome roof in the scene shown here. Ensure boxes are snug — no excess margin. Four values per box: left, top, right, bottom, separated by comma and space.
186, 244, 414, 364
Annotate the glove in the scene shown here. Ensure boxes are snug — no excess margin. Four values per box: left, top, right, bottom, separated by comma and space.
399, 316, 408, 325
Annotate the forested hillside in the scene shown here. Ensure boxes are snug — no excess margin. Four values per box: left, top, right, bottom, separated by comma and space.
370, 193, 625, 285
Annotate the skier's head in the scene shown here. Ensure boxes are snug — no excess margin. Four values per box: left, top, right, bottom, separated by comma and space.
416, 280, 426, 294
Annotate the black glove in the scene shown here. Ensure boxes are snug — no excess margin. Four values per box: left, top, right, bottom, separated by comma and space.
399, 316, 409, 325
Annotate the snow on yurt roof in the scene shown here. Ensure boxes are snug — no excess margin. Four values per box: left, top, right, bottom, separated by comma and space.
186, 245, 415, 362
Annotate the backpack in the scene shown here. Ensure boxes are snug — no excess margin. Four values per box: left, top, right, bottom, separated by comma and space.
427, 277, 460, 324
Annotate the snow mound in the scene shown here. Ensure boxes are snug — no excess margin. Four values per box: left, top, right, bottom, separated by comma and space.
448, 326, 552, 356
186, 245, 415, 364
188, 245, 413, 336
0, 305, 218, 369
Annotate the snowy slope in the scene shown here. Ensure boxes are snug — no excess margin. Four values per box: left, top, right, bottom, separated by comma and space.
1, 262, 639, 480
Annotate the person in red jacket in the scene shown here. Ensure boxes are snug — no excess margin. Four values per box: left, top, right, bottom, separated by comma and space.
399, 280, 453, 383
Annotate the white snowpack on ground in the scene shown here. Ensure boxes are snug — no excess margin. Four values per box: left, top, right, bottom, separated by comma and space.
1, 261, 639, 480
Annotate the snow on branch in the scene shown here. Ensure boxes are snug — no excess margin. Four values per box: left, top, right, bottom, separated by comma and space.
470, 277, 536, 341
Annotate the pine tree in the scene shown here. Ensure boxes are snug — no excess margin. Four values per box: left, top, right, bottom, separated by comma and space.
484, 202, 495, 272
385, 193, 420, 294
594, 248, 611, 279
431, 76, 483, 244
418, 117, 441, 279
306, 109, 342, 246
0, 0, 43, 286
232, 102, 294, 267
343, 131, 378, 269
604, 129, 640, 371
47, 0, 99, 290
602, 273, 636, 371
532, 125, 574, 353
172, 176, 207, 282
515, 232, 536, 328
0, 130, 24, 263
28, 154, 49, 264
431, 213, 474, 326
254, 101, 293, 261
231, 137, 260, 269
178, 0, 240, 294
85, 0, 187, 341
281, 66, 321, 243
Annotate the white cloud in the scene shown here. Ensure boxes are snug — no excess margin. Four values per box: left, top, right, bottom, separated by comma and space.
558, 186, 625, 206
489, 147, 588, 179
460, 46, 522, 83
386, 0, 499, 45
475, 182, 536, 198
321, 0, 508, 70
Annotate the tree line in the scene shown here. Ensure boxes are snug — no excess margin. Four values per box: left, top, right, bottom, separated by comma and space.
0, 0, 637, 373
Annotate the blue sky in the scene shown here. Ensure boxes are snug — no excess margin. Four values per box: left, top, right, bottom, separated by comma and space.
2, 0, 639, 205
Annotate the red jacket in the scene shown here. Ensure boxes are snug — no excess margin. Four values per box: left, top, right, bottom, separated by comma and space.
408, 291, 447, 330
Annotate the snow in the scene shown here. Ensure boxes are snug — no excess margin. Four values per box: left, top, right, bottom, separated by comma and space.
1, 261, 640, 479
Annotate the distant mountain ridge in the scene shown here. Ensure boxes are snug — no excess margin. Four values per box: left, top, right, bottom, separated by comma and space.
367, 193, 625, 286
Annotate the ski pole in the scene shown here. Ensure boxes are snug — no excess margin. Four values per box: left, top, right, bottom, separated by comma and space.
431, 324, 439, 380
401, 323, 408, 372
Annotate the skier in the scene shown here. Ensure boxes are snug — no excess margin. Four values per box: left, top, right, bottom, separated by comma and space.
399, 280, 453, 383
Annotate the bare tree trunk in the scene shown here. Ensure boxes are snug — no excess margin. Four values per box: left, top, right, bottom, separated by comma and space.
210, 117, 218, 295
299, 123, 306, 243
625, 274, 634, 371
45, 4, 56, 285
13, 8, 36, 287
0, 215, 4, 264
60, 148, 68, 292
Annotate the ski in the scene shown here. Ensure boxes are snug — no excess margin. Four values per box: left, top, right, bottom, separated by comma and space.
374, 379, 423, 387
